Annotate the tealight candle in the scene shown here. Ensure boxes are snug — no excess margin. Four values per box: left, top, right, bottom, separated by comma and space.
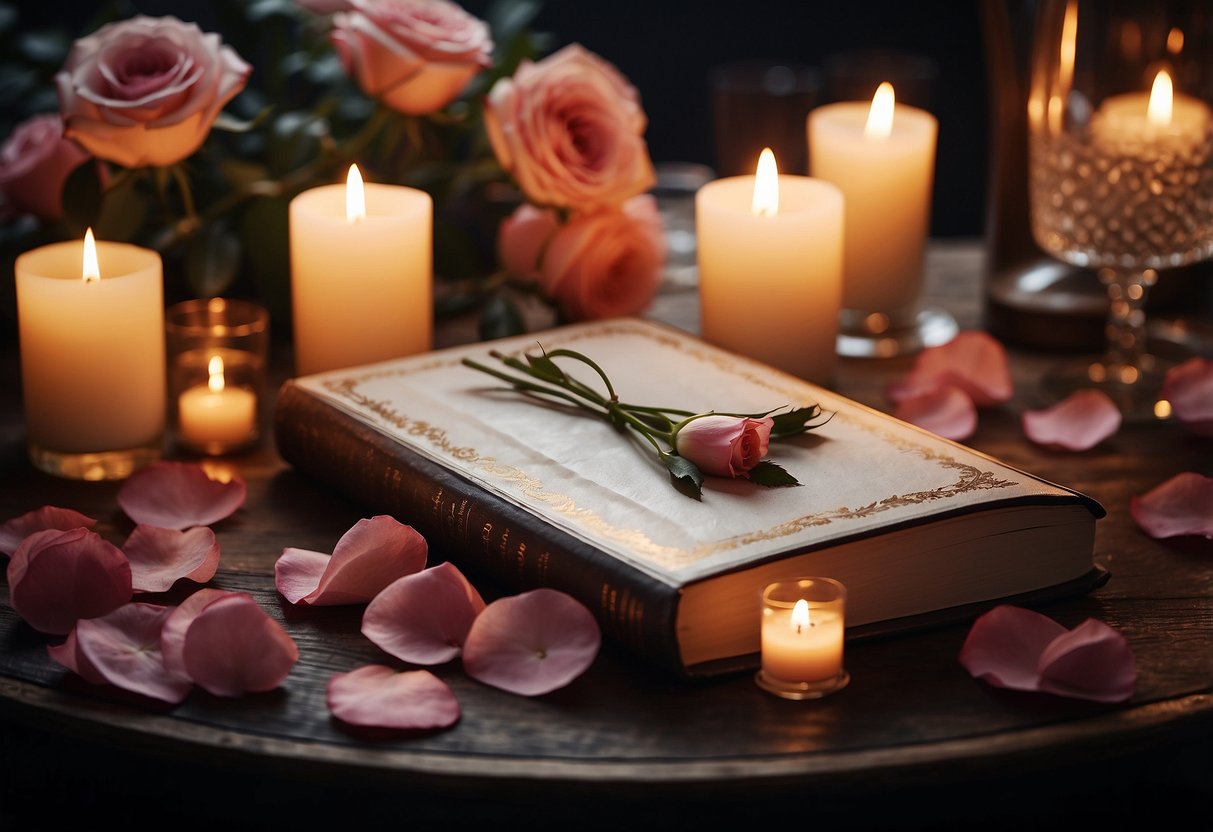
178, 356, 257, 453
756, 577, 849, 699
289, 164, 432, 376
696, 148, 843, 385
15, 228, 165, 480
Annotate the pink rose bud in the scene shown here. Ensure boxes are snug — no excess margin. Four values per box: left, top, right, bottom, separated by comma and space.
56, 15, 251, 168
674, 415, 774, 478
333, 0, 493, 116
0, 114, 89, 220
497, 202, 560, 280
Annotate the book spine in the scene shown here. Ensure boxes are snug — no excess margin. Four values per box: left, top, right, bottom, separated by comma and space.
273, 381, 690, 677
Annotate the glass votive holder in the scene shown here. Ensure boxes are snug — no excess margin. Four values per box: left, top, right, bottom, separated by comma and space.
755, 577, 850, 700
166, 298, 268, 456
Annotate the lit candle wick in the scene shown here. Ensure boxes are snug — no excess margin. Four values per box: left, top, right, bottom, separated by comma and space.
791, 598, 810, 635
1148, 70, 1173, 126
82, 228, 100, 284
346, 163, 366, 223
865, 82, 896, 140
208, 355, 225, 394
751, 148, 779, 218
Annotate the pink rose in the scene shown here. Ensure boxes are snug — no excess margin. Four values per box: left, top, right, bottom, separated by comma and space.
0, 114, 89, 220
674, 415, 775, 479
484, 43, 657, 211
1162, 357, 1213, 437
497, 202, 559, 280
538, 195, 666, 321
55, 16, 251, 168
333, 0, 492, 116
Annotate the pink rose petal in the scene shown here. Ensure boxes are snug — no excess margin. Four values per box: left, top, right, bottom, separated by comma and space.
893, 384, 978, 441
462, 588, 600, 696
1130, 471, 1213, 539
181, 592, 299, 696
7, 528, 132, 635
123, 525, 221, 593
160, 588, 241, 681
1037, 618, 1136, 703
117, 461, 246, 530
275, 515, 428, 606
958, 605, 1067, 692
887, 331, 1013, 407
1162, 357, 1213, 436
0, 506, 96, 557
1022, 389, 1122, 451
362, 562, 486, 665
326, 665, 460, 730
47, 627, 106, 685
71, 602, 193, 704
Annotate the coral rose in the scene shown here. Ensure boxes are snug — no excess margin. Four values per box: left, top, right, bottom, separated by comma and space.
497, 202, 559, 280
333, 0, 492, 116
674, 415, 775, 479
0, 114, 89, 220
485, 43, 656, 211
55, 15, 250, 169
538, 195, 665, 321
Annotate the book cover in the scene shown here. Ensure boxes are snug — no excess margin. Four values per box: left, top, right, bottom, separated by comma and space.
274, 317, 1106, 677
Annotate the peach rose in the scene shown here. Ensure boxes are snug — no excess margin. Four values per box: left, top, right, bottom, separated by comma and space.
333, 0, 492, 116
484, 43, 656, 211
497, 202, 559, 280
55, 16, 251, 169
538, 195, 665, 321
674, 415, 775, 479
0, 114, 89, 220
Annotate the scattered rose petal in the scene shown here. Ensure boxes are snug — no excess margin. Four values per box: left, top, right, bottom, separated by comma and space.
69, 603, 193, 704
1130, 471, 1213, 539
362, 562, 486, 665
7, 528, 132, 635
462, 589, 600, 696
887, 331, 1013, 407
123, 525, 221, 593
180, 592, 299, 696
275, 516, 428, 606
117, 461, 246, 530
47, 627, 106, 685
160, 588, 240, 681
326, 665, 460, 730
959, 605, 1135, 702
1022, 389, 1121, 451
1162, 357, 1213, 437
0, 506, 96, 557
893, 384, 977, 441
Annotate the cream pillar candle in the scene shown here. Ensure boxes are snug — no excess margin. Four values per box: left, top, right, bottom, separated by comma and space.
696, 149, 843, 385
290, 164, 433, 376
808, 83, 937, 316
15, 229, 165, 480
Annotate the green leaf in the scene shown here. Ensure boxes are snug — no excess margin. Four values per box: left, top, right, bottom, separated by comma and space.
478, 294, 525, 341
661, 452, 703, 501
185, 222, 242, 298
769, 404, 830, 437
524, 352, 566, 383
747, 461, 801, 489
60, 161, 103, 236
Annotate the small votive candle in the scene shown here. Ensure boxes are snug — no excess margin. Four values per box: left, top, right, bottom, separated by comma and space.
756, 577, 849, 700
166, 298, 268, 456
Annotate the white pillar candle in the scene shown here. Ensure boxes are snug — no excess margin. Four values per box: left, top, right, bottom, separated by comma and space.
808, 83, 937, 314
15, 231, 165, 474
696, 149, 843, 385
177, 355, 257, 452
761, 599, 845, 683
289, 164, 433, 376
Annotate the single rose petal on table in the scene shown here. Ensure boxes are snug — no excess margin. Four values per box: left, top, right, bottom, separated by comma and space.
275, 515, 427, 606
326, 665, 460, 730
362, 561, 486, 664
0, 506, 96, 557
180, 592, 299, 696
1130, 471, 1213, 539
46, 627, 106, 685
1037, 618, 1136, 703
893, 385, 977, 441
160, 588, 241, 681
123, 525, 221, 593
958, 605, 1068, 692
463, 588, 600, 696
1022, 388, 1121, 451
1161, 357, 1213, 436
59, 603, 192, 704
117, 461, 246, 529
7, 528, 132, 635
887, 330, 1013, 408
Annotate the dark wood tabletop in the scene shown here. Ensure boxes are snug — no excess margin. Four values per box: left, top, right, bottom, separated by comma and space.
1, 242, 1210, 830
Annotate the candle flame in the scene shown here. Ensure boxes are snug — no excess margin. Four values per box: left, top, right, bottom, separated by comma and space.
207, 355, 225, 394
864, 82, 895, 140
82, 228, 100, 283
346, 164, 366, 223
791, 598, 810, 634
1148, 70, 1173, 126
751, 148, 779, 217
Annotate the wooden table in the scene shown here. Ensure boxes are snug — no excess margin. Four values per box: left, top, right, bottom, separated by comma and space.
1, 242, 1210, 829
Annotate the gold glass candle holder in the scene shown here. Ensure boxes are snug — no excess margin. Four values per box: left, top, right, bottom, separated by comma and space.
756, 577, 850, 700
166, 298, 268, 456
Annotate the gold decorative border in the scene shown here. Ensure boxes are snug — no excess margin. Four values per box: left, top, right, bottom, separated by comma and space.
321, 320, 1017, 572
